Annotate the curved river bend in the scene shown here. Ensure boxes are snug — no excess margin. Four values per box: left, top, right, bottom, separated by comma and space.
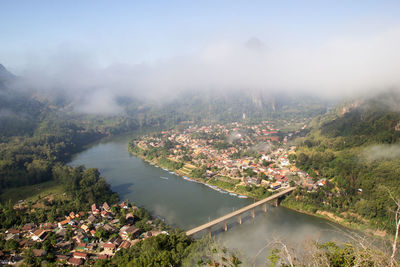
69, 135, 354, 262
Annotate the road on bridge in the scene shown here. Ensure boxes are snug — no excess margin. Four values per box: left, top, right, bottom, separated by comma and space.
186, 187, 295, 236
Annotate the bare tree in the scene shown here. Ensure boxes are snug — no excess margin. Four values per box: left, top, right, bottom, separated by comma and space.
252, 238, 294, 267
388, 191, 400, 267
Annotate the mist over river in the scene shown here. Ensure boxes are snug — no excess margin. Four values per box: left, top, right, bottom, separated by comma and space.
69, 134, 358, 263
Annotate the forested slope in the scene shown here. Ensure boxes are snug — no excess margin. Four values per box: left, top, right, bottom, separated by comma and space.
0, 66, 117, 197
290, 92, 400, 233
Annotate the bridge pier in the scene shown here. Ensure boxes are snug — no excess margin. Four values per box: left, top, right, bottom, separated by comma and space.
185, 187, 295, 238
262, 203, 267, 213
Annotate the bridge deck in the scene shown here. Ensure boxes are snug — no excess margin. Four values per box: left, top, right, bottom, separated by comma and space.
186, 187, 295, 236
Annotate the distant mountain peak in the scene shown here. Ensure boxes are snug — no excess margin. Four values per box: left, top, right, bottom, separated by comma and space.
245, 37, 266, 51
0, 63, 16, 81
0, 63, 9, 73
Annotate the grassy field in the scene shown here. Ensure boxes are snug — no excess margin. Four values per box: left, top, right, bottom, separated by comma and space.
0, 180, 64, 204
208, 179, 237, 191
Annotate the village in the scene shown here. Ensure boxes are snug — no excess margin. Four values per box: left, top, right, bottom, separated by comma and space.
132, 121, 326, 198
0, 200, 168, 265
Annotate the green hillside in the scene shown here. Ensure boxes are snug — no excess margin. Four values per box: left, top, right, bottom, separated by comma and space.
290, 92, 400, 234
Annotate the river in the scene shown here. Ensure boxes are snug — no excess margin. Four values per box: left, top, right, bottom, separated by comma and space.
69, 135, 358, 263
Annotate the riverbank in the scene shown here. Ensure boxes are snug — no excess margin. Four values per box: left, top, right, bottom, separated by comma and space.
281, 197, 390, 241
128, 147, 254, 200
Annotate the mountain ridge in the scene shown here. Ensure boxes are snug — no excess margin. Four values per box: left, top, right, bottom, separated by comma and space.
0, 63, 16, 83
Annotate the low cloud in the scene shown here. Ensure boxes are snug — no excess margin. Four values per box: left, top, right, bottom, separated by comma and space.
75, 89, 123, 115
227, 130, 244, 143
250, 142, 273, 153
11, 27, 400, 114
362, 144, 400, 161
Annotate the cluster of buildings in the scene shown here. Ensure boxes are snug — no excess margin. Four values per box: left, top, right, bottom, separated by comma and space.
0, 201, 167, 265
134, 122, 325, 192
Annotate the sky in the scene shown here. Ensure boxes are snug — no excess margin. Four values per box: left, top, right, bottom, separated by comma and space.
2, 0, 400, 70
1, 1, 400, 113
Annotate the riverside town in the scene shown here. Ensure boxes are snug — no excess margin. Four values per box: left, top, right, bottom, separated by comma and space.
129, 121, 326, 200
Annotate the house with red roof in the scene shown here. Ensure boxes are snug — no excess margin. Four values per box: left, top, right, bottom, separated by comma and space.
73, 252, 88, 260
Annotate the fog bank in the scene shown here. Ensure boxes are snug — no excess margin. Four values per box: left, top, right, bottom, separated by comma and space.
362, 144, 400, 161
12, 27, 400, 114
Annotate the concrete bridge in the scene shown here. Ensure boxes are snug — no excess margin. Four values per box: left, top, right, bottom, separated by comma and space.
186, 187, 296, 237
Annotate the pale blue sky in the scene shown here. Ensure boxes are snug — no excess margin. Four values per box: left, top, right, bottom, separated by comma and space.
1, 0, 400, 72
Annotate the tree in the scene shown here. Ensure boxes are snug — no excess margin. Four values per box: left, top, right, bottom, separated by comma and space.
24, 248, 35, 265
118, 214, 127, 226
4, 239, 19, 251
112, 231, 193, 266
42, 239, 52, 251
259, 172, 267, 180
96, 228, 110, 241
389, 190, 400, 267
65, 229, 72, 241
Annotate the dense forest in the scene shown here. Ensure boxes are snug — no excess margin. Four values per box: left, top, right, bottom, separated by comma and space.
286, 92, 400, 234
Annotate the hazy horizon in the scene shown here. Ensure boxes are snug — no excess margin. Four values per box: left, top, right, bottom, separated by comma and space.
2, 1, 400, 114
